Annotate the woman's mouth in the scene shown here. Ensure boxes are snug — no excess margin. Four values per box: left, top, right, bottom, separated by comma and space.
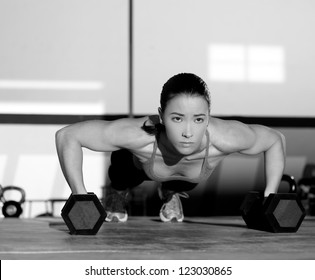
180, 142, 194, 147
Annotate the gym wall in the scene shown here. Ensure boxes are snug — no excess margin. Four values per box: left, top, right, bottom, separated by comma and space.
133, 0, 315, 117
0, 0, 314, 217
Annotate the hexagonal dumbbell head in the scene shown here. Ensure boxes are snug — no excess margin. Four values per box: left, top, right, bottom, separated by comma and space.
263, 193, 306, 233
61, 193, 106, 235
240, 192, 269, 231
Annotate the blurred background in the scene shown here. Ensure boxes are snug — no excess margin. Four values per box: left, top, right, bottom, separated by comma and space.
0, 0, 314, 218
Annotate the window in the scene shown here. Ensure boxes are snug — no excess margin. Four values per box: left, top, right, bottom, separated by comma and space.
208, 44, 285, 83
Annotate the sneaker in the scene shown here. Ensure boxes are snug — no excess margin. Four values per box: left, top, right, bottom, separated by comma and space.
104, 186, 128, 222
158, 187, 188, 223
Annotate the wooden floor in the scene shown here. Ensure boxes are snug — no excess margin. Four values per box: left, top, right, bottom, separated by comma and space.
0, 216, 314, 260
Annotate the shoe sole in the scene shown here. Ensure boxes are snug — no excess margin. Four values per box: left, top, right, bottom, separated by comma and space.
105, 212, 128, 223
159, 212, 184, 223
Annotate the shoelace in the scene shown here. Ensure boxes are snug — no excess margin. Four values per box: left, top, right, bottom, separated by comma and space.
177, 192, 189, 199
162, 192, 189, 209
158, 184, 190, 201
161, 192, 186, 217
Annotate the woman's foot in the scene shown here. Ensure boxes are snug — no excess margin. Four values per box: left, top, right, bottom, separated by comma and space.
104, 186, 128, 222
159, 188, 187, 222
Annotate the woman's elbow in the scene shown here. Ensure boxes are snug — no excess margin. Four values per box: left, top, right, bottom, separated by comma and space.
278, 131, 286, 151
55, 126, 73, 148
271, 130, 286, 157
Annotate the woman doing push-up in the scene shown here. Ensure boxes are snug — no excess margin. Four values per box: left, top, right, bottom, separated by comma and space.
55, 73, 286, 223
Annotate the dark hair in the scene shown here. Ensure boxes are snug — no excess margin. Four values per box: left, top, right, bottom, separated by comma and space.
142, 73, 211, 135
160, 73, 211, 112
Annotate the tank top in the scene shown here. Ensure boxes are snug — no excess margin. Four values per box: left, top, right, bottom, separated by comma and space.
141, 130, 212, 184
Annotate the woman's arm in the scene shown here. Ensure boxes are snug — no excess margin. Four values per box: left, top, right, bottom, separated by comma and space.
239, 124, 286, 197
55, 118, 149, 194
211, 118, 286, 197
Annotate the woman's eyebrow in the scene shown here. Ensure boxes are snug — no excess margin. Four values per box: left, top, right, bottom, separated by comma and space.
170, 112, 184, 116
170, 112, 206, 117
194, 114, 206, 117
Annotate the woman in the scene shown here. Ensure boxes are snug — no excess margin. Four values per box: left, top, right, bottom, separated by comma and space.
55, 73, 286, 223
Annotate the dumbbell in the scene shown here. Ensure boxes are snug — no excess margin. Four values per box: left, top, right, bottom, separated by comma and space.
0, 185, 26, 218
61, 192, 106, 235
240, 174, 306, 233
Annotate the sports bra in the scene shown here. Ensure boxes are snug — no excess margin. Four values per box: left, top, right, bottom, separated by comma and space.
141, 130, 212, 183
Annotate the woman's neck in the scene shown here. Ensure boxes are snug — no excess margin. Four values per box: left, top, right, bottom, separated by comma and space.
157, 129, 209, 164
157, 131, 185, 165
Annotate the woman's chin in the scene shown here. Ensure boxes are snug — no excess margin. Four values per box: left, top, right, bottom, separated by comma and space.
175, 145, 197, 156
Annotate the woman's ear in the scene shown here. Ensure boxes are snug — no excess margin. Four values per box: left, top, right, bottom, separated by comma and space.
207, 114, 211, 126
158, 107, 164, 124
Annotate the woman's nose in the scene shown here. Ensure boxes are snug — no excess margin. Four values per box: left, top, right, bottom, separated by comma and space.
182, 125, 193, 138
182, 132, 193, 138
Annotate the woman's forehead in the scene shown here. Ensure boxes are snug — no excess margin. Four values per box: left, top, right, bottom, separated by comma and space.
165, 95, 209, 113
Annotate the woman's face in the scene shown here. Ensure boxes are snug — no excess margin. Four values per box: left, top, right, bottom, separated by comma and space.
160, 94, 210, 155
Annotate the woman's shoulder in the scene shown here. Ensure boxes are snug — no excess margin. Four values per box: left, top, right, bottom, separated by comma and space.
209, 117, 250, 135
111, 115, 159, 132
208, 117, 254, 153
108, 116, 156, 149
208, 117, 230, 139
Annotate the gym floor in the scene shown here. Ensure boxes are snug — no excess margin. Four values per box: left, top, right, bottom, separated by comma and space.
0, 216, 314, 260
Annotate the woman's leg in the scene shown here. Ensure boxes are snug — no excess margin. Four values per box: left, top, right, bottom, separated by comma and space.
105, 149, 149, 222
159, 181, 198, 222
108, 149, 149, 190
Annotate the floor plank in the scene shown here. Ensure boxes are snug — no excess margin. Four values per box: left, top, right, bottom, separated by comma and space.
0, 216, 314, 259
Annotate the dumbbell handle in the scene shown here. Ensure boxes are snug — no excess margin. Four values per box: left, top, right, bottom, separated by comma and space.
261, 174, 297, 203
261, 174, 297, 202
281, 174, 297, 193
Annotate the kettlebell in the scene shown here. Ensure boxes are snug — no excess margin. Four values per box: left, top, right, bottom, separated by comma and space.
0, 185, 26, 218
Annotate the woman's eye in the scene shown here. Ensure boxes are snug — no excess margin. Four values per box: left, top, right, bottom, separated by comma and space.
195, 118, 204, 123
172, 117, 182, 122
